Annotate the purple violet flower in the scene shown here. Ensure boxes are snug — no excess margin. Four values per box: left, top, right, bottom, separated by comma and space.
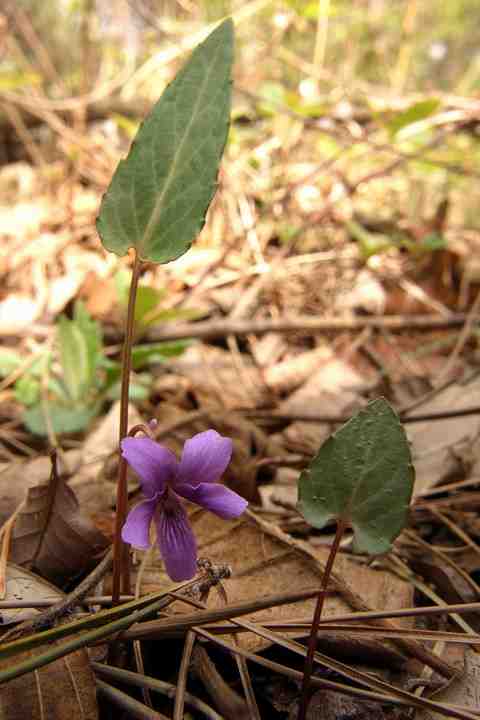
121, 430, 248, 581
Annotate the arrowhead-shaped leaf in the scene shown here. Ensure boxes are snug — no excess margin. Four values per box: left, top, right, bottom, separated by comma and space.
96, 19, 233, 264
298, 398, 414, 554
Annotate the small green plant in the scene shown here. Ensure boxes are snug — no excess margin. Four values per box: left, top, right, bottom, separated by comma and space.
1, 301, 189, 436
347, 218, 448, 260
296, 398, 414, 719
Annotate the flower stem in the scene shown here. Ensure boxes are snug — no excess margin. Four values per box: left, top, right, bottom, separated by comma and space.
112, 250, 142, 604
297, 517, 347, 720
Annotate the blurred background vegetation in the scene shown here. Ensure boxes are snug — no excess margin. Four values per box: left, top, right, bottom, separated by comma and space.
1, 0, 480, 442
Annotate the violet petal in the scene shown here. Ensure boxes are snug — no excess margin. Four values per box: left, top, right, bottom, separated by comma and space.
121, 497, 157, 549
177, 430, 232, 486
121, 437, 177, 498
154, 496, 198, 581
176, 482, 248, 519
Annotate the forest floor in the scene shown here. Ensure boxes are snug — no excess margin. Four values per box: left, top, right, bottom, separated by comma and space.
2, 5, 480, 719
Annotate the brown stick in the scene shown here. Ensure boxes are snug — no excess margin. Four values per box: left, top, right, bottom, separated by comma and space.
247, 405, 480, 425
142, 313, 476, 343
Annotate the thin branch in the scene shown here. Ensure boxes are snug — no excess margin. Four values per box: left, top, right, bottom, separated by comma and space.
142, 313, 476, 343
246, 405, 480, 425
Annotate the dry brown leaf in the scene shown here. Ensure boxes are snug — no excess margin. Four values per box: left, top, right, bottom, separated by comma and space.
133, 508, 412, 657
249, 332, 287, 368
1, 563, 63, 626
173, 344, 268, 408
0, 644, 98, 720
335, 269, 387, 315
279, 354, 365, 453
0, 457, 55, 526
264, 347, 333, 393
415, 648, 479, 720
9, 462, 108, 586
407, 377, 480, 496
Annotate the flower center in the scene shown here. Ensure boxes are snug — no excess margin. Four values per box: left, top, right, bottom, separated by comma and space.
160, 487, 182, 518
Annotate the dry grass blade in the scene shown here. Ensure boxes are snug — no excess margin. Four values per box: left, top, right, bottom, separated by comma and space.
313, 600, 480, 625
386, 554, 476, 636
92, 662, 223, 719
172, 592, 474, 720
173, 630, 196, 720
200, 620, 480, 645
193, 626, 478, 720
121, 580, 457, 677
133, 545, 154, 708
232, 648, 261, 720
96, 679, 169, 719
430, 507, 480, 554
404, 528, 480, 599
119, 586, 321, 642
234, 617, 468, 720
171, 589, 261, 720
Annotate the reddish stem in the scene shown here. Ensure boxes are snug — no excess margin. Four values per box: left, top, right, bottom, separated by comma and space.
297, 517, 347, 720
112, 251, 142, 604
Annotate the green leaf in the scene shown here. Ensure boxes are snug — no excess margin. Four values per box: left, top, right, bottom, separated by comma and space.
56, 303, 102, 402
298, 398, 414, 555
0, 349, 23, 377
134, 287, 168, 326
73, 301, 102, 388
113, 113, 140, 139
257, 81, 286, 116
346, 220, 392, 259
14, 375, 41, 406
96, 19, 234, 264
57, 316, 89, 402
418, 233, 447, 252
115, 270, 168, 321
0, 71, 41, 90
131, 340, 190, 369
388, 98, 441, 138
24, 403, 99, 436
27, 353, 52, 378
106, 375, 151, 402
142, 306, 205, 328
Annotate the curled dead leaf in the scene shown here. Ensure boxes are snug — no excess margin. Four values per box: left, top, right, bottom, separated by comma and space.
8, 458, 108, 586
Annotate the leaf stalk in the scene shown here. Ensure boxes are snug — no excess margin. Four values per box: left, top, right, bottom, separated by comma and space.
112, 250, 142, 603
297, 517, 348, 720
